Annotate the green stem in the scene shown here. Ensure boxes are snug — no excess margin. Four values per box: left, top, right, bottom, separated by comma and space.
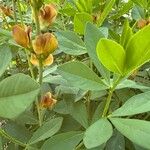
75, 141, 84, 150
12, 0, 17, 23
38, 58, 43, 85
31, 0, 41, 35
87, 91, 91, 124
17, 0, 24, 25
36, 100, 42, 126
102, 76, 122, 117
31, 0, 43, 127
0, 129, 27, 147
25, 49, 35, 79
37, 58, 43, 126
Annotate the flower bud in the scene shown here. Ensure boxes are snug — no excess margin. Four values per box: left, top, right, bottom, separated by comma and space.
137, 19, 147, 29
30, 53, 54, 66
39, 4, 57, 29
12, 25, 31, 48
32, 33, 58, 54
40, 92, 57, 108
0, 6, 12, 17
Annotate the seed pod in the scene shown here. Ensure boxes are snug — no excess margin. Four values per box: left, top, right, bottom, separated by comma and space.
32, 33, 58, 54
12, 25, 31, 48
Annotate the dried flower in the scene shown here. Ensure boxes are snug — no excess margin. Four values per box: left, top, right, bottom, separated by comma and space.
30, 53, 54, 66
0, 6, 12, 17
32, 33, 58, 55
39, 4, 57, 29
12, 25, 31, 48
40, 92, 57, 108
137, 19, 147, 29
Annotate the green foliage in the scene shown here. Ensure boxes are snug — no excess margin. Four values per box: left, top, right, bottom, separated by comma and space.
97, 0, 116, 26
57, 30, 86, 55
97, 39, 126, 75
0, 45, 12, 77
110, 118, 150, 149
83, 118, 113, 148
111, 91, 150, 116
0, 0, 150, 149
28, 117, 63, 144
0, 74, 39, 119
58, 61, 107, 91
74, 12, 93, 34
97, 25, 150, 75
41, 131, 83, 150
85, 23, 110, 83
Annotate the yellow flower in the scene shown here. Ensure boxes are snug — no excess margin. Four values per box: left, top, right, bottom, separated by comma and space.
30, 53, 54, 66
39, 4, 57, 29
32, 33, 58, 55
12, 25, 31, 48
40, 92, 57, 109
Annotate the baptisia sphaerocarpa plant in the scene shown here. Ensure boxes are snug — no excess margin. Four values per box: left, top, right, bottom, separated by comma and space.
0, 0, 150, 150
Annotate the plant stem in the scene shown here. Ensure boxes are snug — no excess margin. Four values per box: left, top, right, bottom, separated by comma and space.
38, 58, 43, 85
17, 0, 24, 25
75, 141, 84, 150
37, 58, 43, 126
12, 0, 17, 23
102, 76, 122, 117
86, 91, 91, 125
25, 49, 35, 79
0, 129, 27, 148
31, 0, 43, 126
36, 100, 42, 126
31, 0, 41, 35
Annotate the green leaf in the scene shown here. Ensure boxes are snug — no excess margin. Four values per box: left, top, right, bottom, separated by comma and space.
96, 39, 126, 75
0, 45, 12, 77
70, 102, 89, 128
131, 0, 148, 9
120, 20, 133, 49
57, 61, 107, 91
111, 0, 133, 19
0, 73, 39, 119
1, 121, 31, 143
110, 118, 150, 149
57, 31, 86, 55
41, 131, 83, 150
106, 129, 125, 150
83, 118, 113, 149
28, 117, 63, 145
0, 28, 12, 38
91, 101, 105, 124
75, 0, 93, 13
111, 91, 150, 117
85, 23, 110, 83
97, 0, 115, 26
0, 136, 3, 150
116, 79, 150, 90
74, 12, 93, 34
131, 6, 145, 20
125, 25, 150, 74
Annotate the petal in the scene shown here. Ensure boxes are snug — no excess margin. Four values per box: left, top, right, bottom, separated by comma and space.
12, 25, 29, 48
30, 54, 39, 66
43, 54, 54, 66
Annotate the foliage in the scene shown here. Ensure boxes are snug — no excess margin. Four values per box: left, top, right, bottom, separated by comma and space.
0, 0, 150, 150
